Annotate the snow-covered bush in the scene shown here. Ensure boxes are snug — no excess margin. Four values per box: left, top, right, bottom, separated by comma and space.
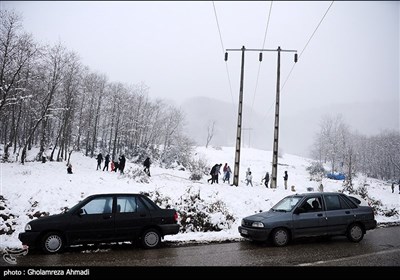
123, 167, 150, 183
177, 187, 235, 233
188, 157, 208, 181
0, 196, 17, 235
142, 187, 235, 233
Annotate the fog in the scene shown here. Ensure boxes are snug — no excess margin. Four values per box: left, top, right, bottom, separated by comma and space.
3, 1, 399, 156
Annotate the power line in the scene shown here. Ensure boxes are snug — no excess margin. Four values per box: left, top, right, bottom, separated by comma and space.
212, 1, 236, 113
261, 1, 334, 121
249, 1, 273, 136
280, 1, 334, 92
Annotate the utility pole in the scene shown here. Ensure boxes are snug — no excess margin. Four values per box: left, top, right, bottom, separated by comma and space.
225, 46, 297, 187
225, 46, 245, 186
261, 46, 298, 188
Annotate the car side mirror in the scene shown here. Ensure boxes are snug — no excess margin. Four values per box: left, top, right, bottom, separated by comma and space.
294, 207, 305, 215
78, 208, 85, 216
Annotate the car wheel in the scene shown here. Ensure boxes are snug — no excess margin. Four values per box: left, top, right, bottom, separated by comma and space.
347, 223, 364, 242
41, 232, 64, 254
141, 229, 161, 249
271, 228, 289, 247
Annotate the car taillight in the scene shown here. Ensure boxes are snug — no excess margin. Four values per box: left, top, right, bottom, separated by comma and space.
174, 212, 179, 222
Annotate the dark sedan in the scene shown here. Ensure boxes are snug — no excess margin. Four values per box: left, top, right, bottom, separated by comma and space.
238, 192, 377, 246
19, 193, 180, 253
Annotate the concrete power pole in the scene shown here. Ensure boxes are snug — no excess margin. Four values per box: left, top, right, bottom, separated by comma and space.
225, 46, 246, 187
268, 46, 297, 188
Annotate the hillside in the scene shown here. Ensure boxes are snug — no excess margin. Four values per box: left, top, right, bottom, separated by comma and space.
1, 146, 399, 249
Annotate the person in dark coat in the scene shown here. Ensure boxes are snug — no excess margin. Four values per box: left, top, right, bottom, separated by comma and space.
103, 154, 110, 171
96, 153, 103, 170
208, 164, 218, 184
283, 171, 288, 190
143, 157, 151, 176
214, 164, 222, 184
262, 172, 270, 188
119, 155, 126, 174
67, 163, 73, 174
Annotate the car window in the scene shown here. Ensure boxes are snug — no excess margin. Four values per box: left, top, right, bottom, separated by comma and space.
342, 195, 359, 208
140, 196, 158, 211
300, 197, 322, 212
325, 195, 351, 211
117, 196, 137, 213
82, 197, 113, 214
136, 198, 147, 213
272, 196, 302, 212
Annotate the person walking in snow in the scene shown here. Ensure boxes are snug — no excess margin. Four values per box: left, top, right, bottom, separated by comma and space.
96, 153, 103, 170
261, 171, 270, 188
208, 164, 218, 184
103, 154, 110, 171
119, 155, 126, 174
143, 157, 151, 176
246, 171, 253, 187
223, 165, 232, 184
392, 182, 395, 193
67, 163, 73, 174
214, 163, 222, 184
283, 171, 288, 190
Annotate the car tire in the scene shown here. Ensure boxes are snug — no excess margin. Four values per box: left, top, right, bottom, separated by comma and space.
271, 228, 289, 247
41, 232, 65, 254
347, 223, 364, 242
141, 228, 161, 249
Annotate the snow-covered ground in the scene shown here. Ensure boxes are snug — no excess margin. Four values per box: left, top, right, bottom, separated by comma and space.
1, 146, 399, 249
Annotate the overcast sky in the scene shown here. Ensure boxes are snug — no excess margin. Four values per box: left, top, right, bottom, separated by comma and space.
2, 1, 399, 155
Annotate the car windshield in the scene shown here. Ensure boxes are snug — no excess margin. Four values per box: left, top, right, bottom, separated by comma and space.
271, 196, 302, 212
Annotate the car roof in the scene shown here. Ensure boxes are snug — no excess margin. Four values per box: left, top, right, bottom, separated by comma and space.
293, 192, 347, 197
86, 193, 144, 198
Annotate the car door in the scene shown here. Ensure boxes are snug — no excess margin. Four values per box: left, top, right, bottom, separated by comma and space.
292, 196, 328, 238
114, 195, 152, 240
323, 194, 356, 235
66, 195, 115, 243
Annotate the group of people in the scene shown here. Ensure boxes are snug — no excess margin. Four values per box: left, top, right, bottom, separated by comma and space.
246, 168, 288, 188
96, 153, 126, 174
208, 164, 289, 188
208, 163, 232, 184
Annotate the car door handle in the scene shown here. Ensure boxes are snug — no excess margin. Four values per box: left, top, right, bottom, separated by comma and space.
103, 215, 112, 219
317, 213, 323, 217
140, 214, 147, 217
345, 211, 350, 214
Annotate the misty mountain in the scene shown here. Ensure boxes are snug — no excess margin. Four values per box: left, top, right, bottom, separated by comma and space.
181, 97, 399, 158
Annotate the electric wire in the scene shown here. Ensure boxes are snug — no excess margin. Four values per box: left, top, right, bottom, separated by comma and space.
249, 1, 273, 133
212, 1, 236, 114
281, 1, 334, 92
261, 1, 334, 121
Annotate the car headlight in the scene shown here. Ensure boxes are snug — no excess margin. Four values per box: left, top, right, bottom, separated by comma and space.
252, 222, 264, 228
25, 224, 31, 231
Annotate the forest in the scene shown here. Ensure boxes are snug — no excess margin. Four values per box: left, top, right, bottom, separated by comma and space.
0, 10, 193, 168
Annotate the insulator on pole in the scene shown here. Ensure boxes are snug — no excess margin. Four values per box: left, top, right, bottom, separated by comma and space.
225, 52, 228, 61
294, 53, 298, 63
259, 52, 263, 62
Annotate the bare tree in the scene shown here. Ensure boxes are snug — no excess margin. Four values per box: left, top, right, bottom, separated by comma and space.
205, 120, 215, 148
0, 10, 38, 161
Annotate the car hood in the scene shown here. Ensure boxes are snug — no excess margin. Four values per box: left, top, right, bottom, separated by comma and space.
244, 210, 281, 222
29, 213, 68, 228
